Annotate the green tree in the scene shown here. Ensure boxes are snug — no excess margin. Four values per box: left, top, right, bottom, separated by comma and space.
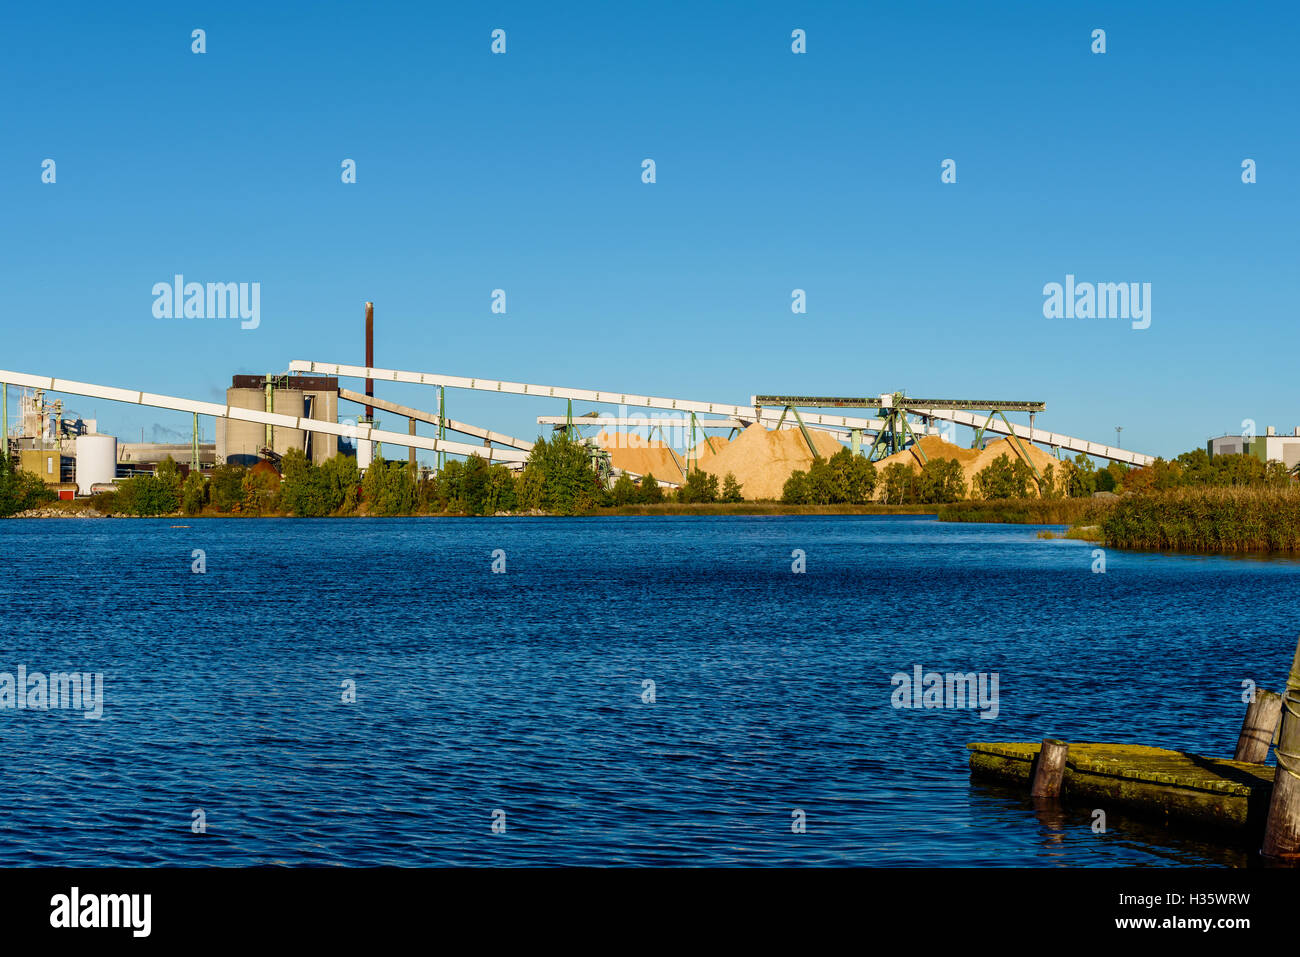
721, 473, 744, 503
484, 463, 518, 513
974, 454, 1033, 500
881, 462, 914, 504
181, 472, 207, 515
1067, 453, 1097, 497
362, 459, 416, 516
782, 470, 810, 504
611, 473, 639, 506
516, 433, 603, 515
210, 464, 247, 512
240, 465, 280, 515
825, 448, 877, 504
638, 473, 664, 504
0, 458, 55, 517
914, 457, 966, 503
115, 474, 178, 516
678, 469, 719, 504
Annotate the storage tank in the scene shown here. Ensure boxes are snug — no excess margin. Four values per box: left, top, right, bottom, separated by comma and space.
219, 386, 306, 466
75, 434, 117, 495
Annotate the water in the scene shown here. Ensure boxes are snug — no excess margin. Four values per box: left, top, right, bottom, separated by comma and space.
1, 514, 1296, 867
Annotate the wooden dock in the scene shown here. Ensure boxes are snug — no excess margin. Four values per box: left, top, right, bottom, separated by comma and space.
968, 741, 1275, 837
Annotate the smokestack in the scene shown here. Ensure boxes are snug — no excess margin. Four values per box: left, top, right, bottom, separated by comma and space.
364, 301, 374, 419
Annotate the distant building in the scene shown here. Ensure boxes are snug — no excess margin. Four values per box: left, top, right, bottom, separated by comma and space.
1208, 427, 1300, 469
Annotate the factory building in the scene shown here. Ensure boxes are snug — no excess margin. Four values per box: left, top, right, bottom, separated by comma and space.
1208, 427, 1300, 469
118, 443, 216, 474
215, 374, 339, 466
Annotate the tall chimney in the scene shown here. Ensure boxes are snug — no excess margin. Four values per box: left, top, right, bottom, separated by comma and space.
364, 301, 374, 419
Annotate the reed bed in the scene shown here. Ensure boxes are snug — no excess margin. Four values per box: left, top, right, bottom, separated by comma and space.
600, 502, 937, 516
936, 497, 1109, 525
1101, 487, 1300, 553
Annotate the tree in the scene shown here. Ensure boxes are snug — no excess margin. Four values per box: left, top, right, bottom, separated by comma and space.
784, 450, 876, 505
115, 474, 179, 516
484, 464, 517, 513
209, 464, 247, 512
181, 472, 207, 515
721, 473, 744, 503
240, 464, 281, 515
155, 456, 183, 502
1067, 453, 1097, 497
516, 433, 603, 515
639, 473, 664, 504
881, 462, 914, 504
0, 458, 54, 517
362, 459, 416, 516
825, 448, 877, 504
973, 454, 1034, 500
914, 457, 966, 503
611, 473, 639, 506
782, 470, 809, 504
678, 469, 719, 504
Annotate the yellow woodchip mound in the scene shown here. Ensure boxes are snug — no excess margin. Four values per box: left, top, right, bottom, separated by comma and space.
700, 423, 845, 500
594, 429, 682, 481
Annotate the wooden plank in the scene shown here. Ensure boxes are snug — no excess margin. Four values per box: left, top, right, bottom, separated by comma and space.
968, 741, 1274, 835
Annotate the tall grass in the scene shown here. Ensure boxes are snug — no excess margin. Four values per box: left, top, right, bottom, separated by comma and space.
936, 497, 1109, 525
601, 502, 937, 516
1101, 487, 1300, 553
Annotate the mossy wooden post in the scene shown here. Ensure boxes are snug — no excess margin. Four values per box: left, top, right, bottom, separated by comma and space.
1235, 688, 1283, 763
1262, 638, 1300, 860
1031, 739, 1068, 798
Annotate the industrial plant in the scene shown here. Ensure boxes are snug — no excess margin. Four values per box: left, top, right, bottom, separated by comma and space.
0, 302, 1266, 502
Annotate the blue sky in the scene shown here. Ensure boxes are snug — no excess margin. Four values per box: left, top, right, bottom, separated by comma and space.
4, 1, 1296, 459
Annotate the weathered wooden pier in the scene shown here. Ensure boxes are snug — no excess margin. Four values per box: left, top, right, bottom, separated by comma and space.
969, 637, 1300, 860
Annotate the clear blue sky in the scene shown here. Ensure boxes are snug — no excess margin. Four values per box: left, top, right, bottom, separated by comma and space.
4, 1, 1296, 459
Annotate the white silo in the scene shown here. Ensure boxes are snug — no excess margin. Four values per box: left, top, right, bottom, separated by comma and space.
75, 434, 117, 495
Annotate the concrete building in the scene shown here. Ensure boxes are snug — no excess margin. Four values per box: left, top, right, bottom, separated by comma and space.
117, 443, 216, 473
1208, 427, 1300, 470
215, 374, 339, 467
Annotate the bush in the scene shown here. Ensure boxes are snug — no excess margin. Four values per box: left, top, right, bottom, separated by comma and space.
721, 473, 744, 503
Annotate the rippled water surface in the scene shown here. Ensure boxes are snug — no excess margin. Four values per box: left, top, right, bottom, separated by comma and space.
2, 515, 1296, 866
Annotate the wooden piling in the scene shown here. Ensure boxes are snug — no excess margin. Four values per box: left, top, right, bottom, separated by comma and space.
1235, 688, 1283, 763
1262, 638, 1300, 860
1030, 739, 1069, 799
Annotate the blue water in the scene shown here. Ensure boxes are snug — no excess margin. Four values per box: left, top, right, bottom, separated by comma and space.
1, 515, 1296, 866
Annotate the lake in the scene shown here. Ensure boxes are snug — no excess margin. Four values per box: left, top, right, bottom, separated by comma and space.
1, 515, 1295, 866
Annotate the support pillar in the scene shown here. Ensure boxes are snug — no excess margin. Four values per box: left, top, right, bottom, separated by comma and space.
1031, 739, 1069, 799
1236, 688, 1283, 763
1262, 637, 1300, 860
